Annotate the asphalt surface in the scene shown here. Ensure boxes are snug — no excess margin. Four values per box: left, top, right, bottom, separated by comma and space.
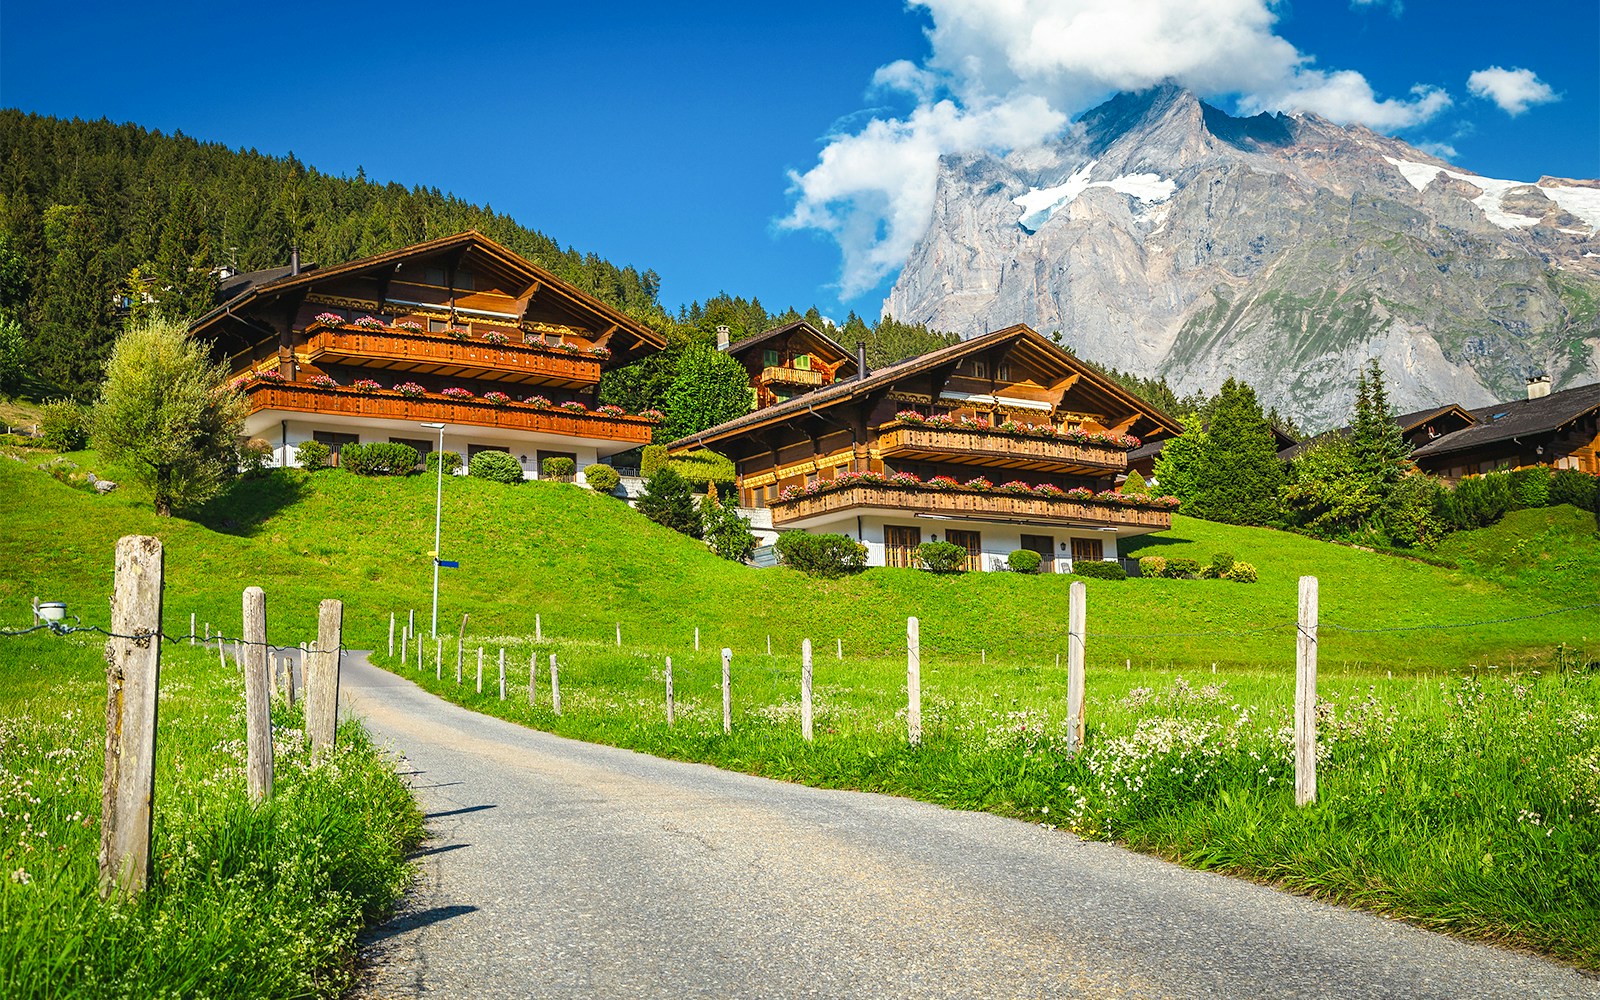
342, 654, 1597, 999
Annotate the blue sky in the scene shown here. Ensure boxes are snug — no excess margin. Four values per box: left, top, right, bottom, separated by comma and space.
2, 1, 1595, 320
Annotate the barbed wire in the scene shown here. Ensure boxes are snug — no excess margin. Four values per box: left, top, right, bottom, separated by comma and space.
1318, 602, 1600, 634
0, 620, 345, 656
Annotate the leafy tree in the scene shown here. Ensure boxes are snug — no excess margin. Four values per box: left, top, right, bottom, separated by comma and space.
1152, 417, 1206, 507
637, 466, 701, 539
1120, 468, 1150, 495
0, 315, 25, 396
1280, 436, 1380, 537
663, 346, 750, 441
701, 484, 756, 562
1187, 378, 1284, 525
92, 317, 246, 515
597, 348, 681, 416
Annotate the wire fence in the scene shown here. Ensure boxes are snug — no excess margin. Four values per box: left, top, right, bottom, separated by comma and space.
0, 619, 346, 657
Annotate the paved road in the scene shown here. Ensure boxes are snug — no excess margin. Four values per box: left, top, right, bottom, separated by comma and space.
342, 655, 1596, 999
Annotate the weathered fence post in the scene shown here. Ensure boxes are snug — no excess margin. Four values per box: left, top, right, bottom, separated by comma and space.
801, 639, 814, 742
389, 612, 395, 657
217, 635, 227, 670
550, 653, 561, 716
456, 613, 468, 684
766, 634, 772, 655
664, 656, 674, 726
907, 617, 922, 745
616, 622, 622, 647
189, 612, 196, 646
306, 600, 343, 758
721, 648, 732, 734
408, 608, 415, 641
535, 613, 542, 642
694, 626, 700, 652
204, 622, 210, 641
1066, 580, 1087, 754
241, 587, 273, 803
417, 633, 423, 672
476, 647, 483, 694
498, 648, 506, 700
400, 628, 407, 667
1295, 575, 1319, 807
528, 650, 538, 706
836, 637, 842, 661
32, 594, 39, 626
100, 535, 163, 899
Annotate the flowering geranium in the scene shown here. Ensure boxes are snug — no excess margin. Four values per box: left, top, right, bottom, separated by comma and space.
638, 408, 665, 423
557, 400, 588, 412
307, 373, 338, 388
887, 471, 922, 487
551, 343, 583, 355
1064, 487, 1096, 501
963, 476, 993, 490
352, 378, 382, 391
482, 331, 510, 346
353, 315, 385, 331
777, 485, 805, 502
440, 387, 474, 400
394, 319, 424, 333
894, 409, 928, 425
595, 404, 626, 417
446, 327, 471, 341
1034, 483, 1067, 497
313, 311, 344, 328
523, 394, 552, 408
585, 346, 611, 359
256, 368, 285, 381
394, 382, 427, 397
482, 390, 511, 406
998, 480, 1034, 494
926, 475, 960, 490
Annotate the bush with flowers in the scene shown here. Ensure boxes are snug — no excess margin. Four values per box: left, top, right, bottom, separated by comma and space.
482, 391, 511, 406
440, 387, 474, 400
558, 400, 588, 412
394, 382, 427, 398
313, 311, 344, 328
394, 319, 424, 333
522, 394, 552, 408
482, 331, 509, 346
927, 475, 960, 490
638, 409, 666, 423
595, 404, 627, 417
256, 368, 285, 381
307, 374, 338, 388
998, 480, 1034, 494
353, 315, 385, 331
352, 378, 383, 391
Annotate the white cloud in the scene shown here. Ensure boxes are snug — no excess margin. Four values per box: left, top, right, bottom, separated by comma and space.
783, 0, 1455, 298
1414, 141, 1459, 161
1349, 0, 1403, 15
1467, 66, 1559, 116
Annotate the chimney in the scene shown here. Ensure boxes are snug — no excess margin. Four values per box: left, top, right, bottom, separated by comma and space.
289, 245, 301, 276
1526, 374, 1551, 400
856, 341, 868, 381
715, 324, 730, 351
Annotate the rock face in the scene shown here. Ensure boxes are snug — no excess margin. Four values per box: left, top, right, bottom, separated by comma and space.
883, 86, 1600, 430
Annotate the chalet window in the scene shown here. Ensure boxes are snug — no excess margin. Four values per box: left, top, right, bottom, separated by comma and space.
998, 364, 1010, 381
946, 529, 982, 572
885, 525, 922, 568
794, 354, 811, 371
423, 266, 475, 290
544, 332, 563, 346
971, 361, 988, 379
1070, 537, 1104, 567
763, 348, 780, 367
428, 319, 447, 333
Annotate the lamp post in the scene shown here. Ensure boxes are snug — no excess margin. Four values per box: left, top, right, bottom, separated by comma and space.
421, 422, 446, 637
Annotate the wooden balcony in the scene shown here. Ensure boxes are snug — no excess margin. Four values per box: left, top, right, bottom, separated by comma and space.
300, 327, 601, 389
770, 483, 1170, 531
760, 365, 830, 388
877, 425, 1129, 474
244, 382, 654, 445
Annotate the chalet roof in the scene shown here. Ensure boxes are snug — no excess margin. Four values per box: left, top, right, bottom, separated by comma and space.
1394, 403, 1476, 433
724, 320, 854, 363
218, 263, 314, 301
189, 230, 667, 359
1412, 380, 1600, 460
669, 323, 1183, 451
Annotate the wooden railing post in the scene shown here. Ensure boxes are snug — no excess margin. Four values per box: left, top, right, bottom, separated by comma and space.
907, 618, 921, 745
306, 600, 343, 757
1296, 576, 1319, 807
241, 587, 273, 802
100, 535, 164, 899
1066, 581, 1087, 754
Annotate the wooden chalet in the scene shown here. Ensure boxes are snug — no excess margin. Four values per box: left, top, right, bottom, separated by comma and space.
670, 324, 1183, 572
718, 320, 859, 410
190, 231, 667, 479
1274, 403, 1474, 463
1411, 378, 1600, 480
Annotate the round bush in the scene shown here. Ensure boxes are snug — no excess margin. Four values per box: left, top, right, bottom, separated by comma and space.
1549, 469, 1598, 512
1138, 555, 1167, 578
38, 399, 89, 452
1072, 560, 1127, 580
470, 450, 524, 485
775, 531, 867, 578
583, 464, 621, 494
1224, 561, 1258, 583
295, 439, 330, 472
541, 456, 577, 479
917, 540, 967, 573
1007, 549, 1042, 573
425, 450, 462, 475
342, 441, 419, 476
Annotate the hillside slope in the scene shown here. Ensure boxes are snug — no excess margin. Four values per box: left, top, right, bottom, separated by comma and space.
2, 458, 1593, 671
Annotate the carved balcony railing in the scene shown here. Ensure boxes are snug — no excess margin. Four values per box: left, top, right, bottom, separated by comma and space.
770, 483, 1171, 530
299, 327, 601, 387
760, 365, 830, 388
876, 425, 1128, 474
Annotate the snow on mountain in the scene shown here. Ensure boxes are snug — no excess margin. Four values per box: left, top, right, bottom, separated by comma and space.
1013, 160, 1177, 233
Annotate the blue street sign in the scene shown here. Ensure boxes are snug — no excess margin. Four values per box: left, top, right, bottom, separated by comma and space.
436, 559, 459, 569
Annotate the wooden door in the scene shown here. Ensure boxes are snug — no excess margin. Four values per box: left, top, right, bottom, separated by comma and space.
1020, 533, 1055, 573
946, 529, 982, 572
1070, 537, 1104, 569
885, 525, 922, 568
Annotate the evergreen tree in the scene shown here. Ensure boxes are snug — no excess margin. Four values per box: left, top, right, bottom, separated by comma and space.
663, 346, 751, 441
1349, 358, 1410, 497
1188, 378, 1284, 525
637, 467, 702, 539
701, 484, 757, 562
1152, 417, 1207, 506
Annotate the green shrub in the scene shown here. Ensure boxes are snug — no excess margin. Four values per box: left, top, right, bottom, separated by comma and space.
775, 531, 867, 578
1008, 549, 1043, 574
1121, 468, 1150, 495
637, 466, 701, 538
1385, 472, 1450, 548
583, 464, 621, 494
1165, 557, 1201, 578
1072, 560, 1126, 580
238, 437, 273, 478
1550, 468, 1599, 511
1209, 551, 1235, 576
470, 450, 524, 485
1224, 561, 1259, 583
1449, 471, 1513, 529
702, 487, 756, 562
640, 444, 669, 477
1137, 554, 1167, 578
670, 449, 736, 493
1509, 466, 1551, 509
917, 540, 967, 573
342, 442, 419, 476
38, 399, 89, 452
295, 439, 330, 472
541, 456, 576, 480
425, 450, 462, 475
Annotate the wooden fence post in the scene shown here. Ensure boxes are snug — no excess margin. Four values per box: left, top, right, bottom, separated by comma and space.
32, 594, 39, 626
217, 635, 226, 671
907, 617, 921, 746
189, 612, 196, 646
836, 637, 842, 661
801, 639, 814, 742
99, 535, 163, 899
498, 648, 506, 700
528, 650, 538, 706
535, 613, 542, 642
664, 656, 674, 726
408, 608, 415, 641
241, 586, 273, 803
306, 600, 343, 758
616, 622, 622, 648
417, 633, 423, 672
694, 627, 699, 652
550, 653, 561, 716
389, 612, 395, 657
400, 629, 407, 667
766, 634, 771, 655
476, 647, 483, 694
1296, 576, 1319, 808
1066, 581, 1087, 754
721, 648, 732, 734
456, 613, 468, 684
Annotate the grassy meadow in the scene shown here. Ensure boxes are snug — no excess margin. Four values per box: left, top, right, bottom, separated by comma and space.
2, 454, 1598, 969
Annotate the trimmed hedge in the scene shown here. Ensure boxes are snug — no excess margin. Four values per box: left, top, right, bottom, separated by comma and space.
295, 440, 330, 472
341, 442, 418, 476
1550, 468, 1599, 511
1071, 560, 1126, 580
425, 450, 462, 475
541, 456, 576, 479
470, 450, 524, 485
1007, 549, 1042, 573
583, 464, 621, 494
917, 540, 967, 573
775, 531, 867, 578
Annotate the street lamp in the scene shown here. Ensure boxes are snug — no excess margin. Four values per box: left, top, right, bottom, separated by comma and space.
421, 422, 446, 637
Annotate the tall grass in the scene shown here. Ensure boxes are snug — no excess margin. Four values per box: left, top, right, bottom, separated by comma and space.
0, 633, 423, 999
377, 635, 1600, 969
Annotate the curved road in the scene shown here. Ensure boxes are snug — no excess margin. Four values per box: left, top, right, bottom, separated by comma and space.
343, 655, 1595, 999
